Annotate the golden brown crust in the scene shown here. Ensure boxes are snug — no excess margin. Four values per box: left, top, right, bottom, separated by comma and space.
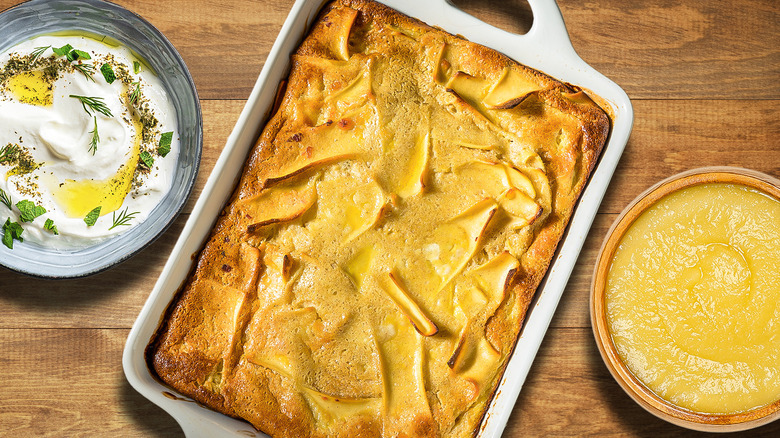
148, 1, 609, 437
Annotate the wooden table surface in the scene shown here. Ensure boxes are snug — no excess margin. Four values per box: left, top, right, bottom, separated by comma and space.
1, 0, 778, 436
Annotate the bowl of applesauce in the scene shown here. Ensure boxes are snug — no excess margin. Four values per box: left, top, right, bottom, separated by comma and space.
591, 167, 780, 431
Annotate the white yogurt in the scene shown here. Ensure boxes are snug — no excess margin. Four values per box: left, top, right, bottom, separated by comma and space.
0, 34, 179, 249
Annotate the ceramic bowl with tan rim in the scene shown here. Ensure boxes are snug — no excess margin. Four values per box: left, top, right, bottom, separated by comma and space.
591, 167, 780, 432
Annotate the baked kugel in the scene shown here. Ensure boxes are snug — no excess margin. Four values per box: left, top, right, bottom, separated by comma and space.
148, 1, 610, 436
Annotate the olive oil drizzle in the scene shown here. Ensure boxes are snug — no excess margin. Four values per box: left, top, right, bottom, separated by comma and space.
0, 38, 166, 221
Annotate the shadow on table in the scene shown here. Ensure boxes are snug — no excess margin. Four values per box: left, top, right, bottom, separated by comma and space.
0, 217, 183, 312
450, 0, 534, 36
120, 375, 184, 437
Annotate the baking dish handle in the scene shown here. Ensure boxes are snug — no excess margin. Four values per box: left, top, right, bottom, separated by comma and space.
439, 0, 576, 57
524, 0, 576, 53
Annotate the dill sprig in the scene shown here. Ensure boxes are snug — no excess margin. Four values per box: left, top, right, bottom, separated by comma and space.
0, 188, 11, 209
29, 45, 51, 63
109, 207, 139, 230
129, 81, 141, 105
0, 143, 19, 164
73, 62, 96, 82
69, 95, 113, 117
88, 117, 99, 155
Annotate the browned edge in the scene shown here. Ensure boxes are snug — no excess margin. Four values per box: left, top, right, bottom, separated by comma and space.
590, 166, 780, 432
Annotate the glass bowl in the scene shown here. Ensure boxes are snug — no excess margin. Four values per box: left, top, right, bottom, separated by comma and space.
0, 0, 202, 278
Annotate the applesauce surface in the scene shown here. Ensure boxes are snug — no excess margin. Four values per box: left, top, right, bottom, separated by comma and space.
606, 182, 780, 414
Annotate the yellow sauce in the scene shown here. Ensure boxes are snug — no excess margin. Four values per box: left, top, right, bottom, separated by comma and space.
7, 71, 53, 106
50, 115, 143, 218
606, 183, 780, 414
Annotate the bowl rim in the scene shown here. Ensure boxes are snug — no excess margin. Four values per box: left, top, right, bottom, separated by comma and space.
0, 0, 202, 278
590, 166, 780, 432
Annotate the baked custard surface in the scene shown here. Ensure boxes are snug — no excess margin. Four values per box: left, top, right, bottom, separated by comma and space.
148, 1, 610, 436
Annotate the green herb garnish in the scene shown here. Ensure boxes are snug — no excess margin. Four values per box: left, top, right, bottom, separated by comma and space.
69, 49, 91, 61
100, 63, 116, 84
139, 151, 154, 168
109, 207, 139, 230
52, 44, 74, 57
0, 188, 11, 209
133, 60, 141, 74
2, 218, 24, 249
0, 143, 19, 164
84, 206, 101, 226
73, 63, 96, 82
30, 45, 51, 63
158, 131, 173, 157
44, 218, 59, 235
70, 95, 113, 117
16, 200, 46, 223
129, 81, 141, 105
88, 116, 100, 155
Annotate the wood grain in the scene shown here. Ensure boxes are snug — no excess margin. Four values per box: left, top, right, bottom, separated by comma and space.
0, 329, 182, 437
506, 328, 780, 436
0, 0, 778, 436
4, 0, 775, 100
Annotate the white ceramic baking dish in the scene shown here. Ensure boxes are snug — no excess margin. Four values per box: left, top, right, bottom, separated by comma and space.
123, 0, 633, 436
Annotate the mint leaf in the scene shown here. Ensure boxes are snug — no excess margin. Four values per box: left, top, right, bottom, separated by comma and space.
70, 49, 91, 60
139, 151, 154, 168
84, 206, 101, 226
44, 218, 59, 235
52, 44, 73, 57
158, 132, 173, 157
2, 218, 24, 249
133, 60, 141, 74
100, 63, 116, 84
15, 200, 46, 222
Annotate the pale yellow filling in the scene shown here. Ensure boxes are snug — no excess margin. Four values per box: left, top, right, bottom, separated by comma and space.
606, 183, 780, 414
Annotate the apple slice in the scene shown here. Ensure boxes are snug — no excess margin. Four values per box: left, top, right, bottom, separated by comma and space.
235, 243, 262, 293
503, 164, 536, 199
455, 160, 507, 199
454, 252, 519, 319
497, 188, 542, 229
428, 41, 449, 84
250, 244, 294, 310
385, 23, 420, 41
293, 54, 348, 70
237, 178, 317, 233
301, 386, 381, 427
457, 160, 536, 199
469, 252, 519, 303
343, 246, 375, 290
324, 65, 373, 110
375, 313, 435, 436
262, 122, 363, 187
396, 132, 430, 198
325, 6, 358, 61
445, 71, 489, 103
464, 337, 501, 384
483, 66, 542, 109
343, 178, 388, 242
448, 252, 518, 370
245, 352, 294, 380
431, 198, 498, 293
561, 89, 597, 106
379, 272, 439, 337
451, 140, 494, 151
